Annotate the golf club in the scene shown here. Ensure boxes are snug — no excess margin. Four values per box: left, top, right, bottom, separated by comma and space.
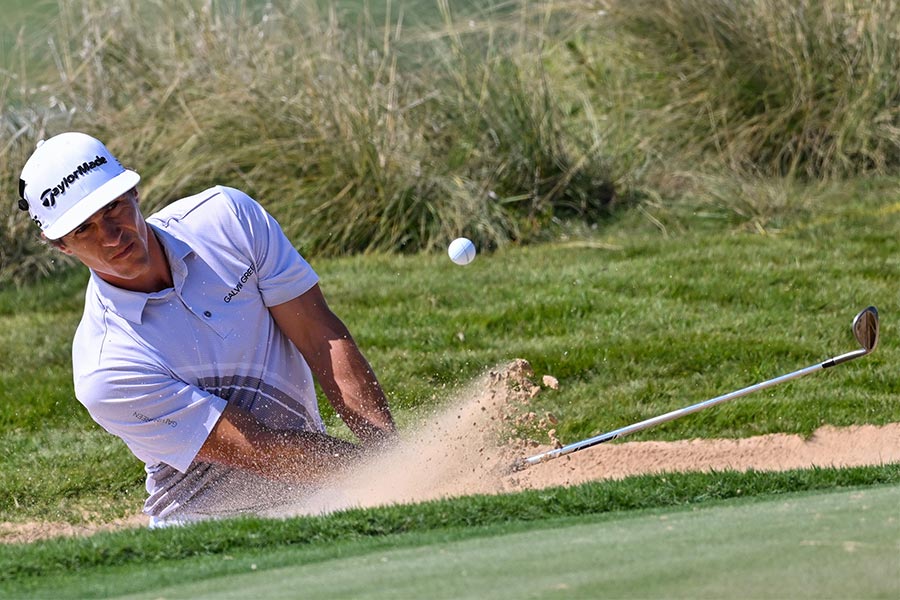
512, 306, 879, 472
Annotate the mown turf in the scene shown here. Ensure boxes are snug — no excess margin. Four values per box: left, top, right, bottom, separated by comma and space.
115, 485, 900, 600
3, 469, 898, 598
2, 464, 898, 595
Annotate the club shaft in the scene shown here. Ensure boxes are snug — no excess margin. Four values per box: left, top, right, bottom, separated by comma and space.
522, 356, 855, 469
516, 306, 877, 471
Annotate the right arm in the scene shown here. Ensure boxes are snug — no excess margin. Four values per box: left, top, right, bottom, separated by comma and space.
197, 403, 361, 483
78, 361, 359, 484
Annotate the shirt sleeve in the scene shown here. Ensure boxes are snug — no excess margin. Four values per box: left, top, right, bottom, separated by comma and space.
75, 357, 227, 474
218, 186, 319, 307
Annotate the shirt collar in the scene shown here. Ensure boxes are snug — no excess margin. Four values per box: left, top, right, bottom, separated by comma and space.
89, 225, 193, 325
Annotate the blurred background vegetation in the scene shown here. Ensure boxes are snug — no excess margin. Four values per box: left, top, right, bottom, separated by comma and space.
1, 0, 898, 284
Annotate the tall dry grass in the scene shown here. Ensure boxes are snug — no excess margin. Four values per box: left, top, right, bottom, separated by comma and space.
40, 0, 613, 254
2, 0, 898, 283
599, 0, 900, 178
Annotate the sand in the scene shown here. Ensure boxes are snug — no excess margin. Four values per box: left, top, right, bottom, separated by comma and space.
4, 358, 898, 543
274, 359, 900, 517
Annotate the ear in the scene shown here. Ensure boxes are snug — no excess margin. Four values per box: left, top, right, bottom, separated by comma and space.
42, 233, 74, 255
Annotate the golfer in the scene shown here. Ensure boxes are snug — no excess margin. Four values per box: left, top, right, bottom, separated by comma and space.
18, 132, 397, 526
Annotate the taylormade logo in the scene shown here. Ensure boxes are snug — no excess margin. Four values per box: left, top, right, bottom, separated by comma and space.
39, 155, 108, 207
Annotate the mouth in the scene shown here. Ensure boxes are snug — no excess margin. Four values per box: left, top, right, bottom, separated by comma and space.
111, 241, 135, 260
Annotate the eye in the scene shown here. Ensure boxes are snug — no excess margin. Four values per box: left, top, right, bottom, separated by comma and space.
104, 200, 121, 212
73, 222, 91, 236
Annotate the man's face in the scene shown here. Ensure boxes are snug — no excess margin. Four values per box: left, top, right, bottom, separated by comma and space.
53, 189, 156, 286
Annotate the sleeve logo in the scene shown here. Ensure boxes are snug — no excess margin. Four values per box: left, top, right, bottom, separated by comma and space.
224, 265, 256, 303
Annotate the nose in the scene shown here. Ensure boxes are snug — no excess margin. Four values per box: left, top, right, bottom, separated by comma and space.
98, 218, 123, 247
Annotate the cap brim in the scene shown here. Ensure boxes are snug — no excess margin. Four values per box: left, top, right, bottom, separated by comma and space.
43, 170, 141, 240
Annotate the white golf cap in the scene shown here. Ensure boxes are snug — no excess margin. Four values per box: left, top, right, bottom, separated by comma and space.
18, 132, 140, 240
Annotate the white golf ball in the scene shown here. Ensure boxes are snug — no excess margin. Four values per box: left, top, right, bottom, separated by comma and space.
448, 237, 477, 265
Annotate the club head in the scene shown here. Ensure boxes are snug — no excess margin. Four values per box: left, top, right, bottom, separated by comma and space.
508, 458, 529, 474
852, 306, 879, 353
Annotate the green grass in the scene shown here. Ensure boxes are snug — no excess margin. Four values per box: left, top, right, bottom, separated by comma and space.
120, 486, 898, 600
1, 177, 898, 524
2, 468, 898, 597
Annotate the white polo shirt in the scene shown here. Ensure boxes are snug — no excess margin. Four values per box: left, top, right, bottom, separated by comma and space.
72, 186, 324, 519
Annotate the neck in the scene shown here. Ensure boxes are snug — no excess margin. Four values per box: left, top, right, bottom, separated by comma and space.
141, 228, 174, 292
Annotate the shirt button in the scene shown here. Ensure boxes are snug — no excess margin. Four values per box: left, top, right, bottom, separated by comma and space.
203, 311, 212, 318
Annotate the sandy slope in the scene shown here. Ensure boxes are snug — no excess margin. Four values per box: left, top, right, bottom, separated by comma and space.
4, 359, 897, 543
276, 359, 900, 516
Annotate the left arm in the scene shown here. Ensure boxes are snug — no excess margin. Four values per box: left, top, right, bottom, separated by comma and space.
269, 284, 397, 446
